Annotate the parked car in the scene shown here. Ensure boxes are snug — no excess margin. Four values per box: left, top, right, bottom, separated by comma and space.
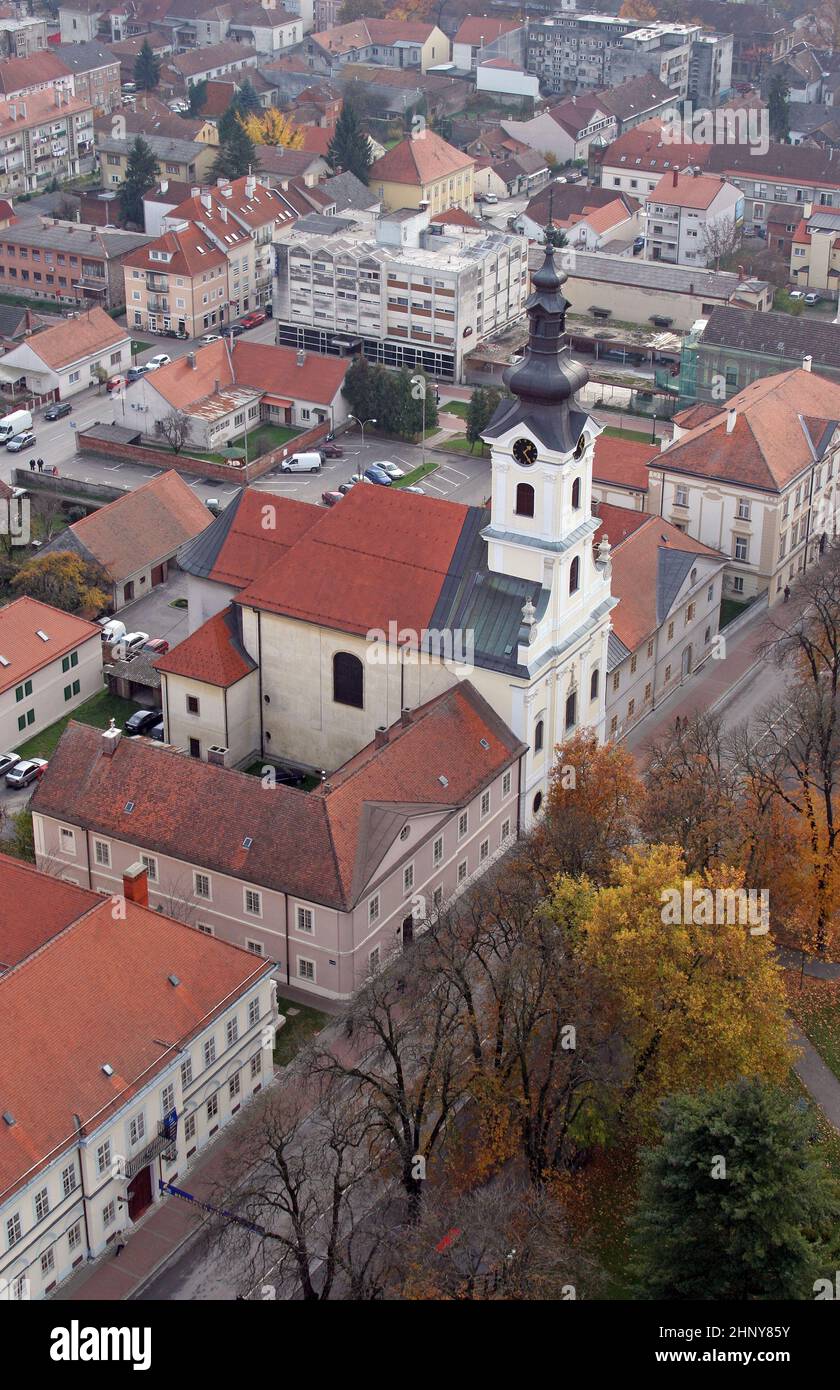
206, 497, 222, 516
321, 490, 343, 507
124, 707, 163, 735
788, 289, 805, 300
6, 431, 35, 452
126, 365, 149, 382
5, 758, 48, 788
404, 486, 425, 495
320, 442, 344, 458
804, 292, 821, 305
348, 473, 365, 485
483, 192, 498, 204
99, 617, 126, 645
226, 323, 245, 337
0, 753, 20, 778
337, 481, 356, 495
376, 461, 405, 479
632, 235, 645, 255
239, 310, 266, 330
148, 720, 165, 742
105, 376, 124, 393
117, 631, 150, 658
363, 465, 392, 486
142, 638, 170, 656
280, 452, 321, 474
148, 353, 171, 369
44, 401, 72, 421
200, 334, 221, 344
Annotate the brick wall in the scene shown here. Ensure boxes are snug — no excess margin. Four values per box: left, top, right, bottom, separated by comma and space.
76, 419, 332, 484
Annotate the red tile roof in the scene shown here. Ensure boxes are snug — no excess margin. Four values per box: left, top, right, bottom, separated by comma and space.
592, 435, 656, 492
299, 125, 331, 156
154, 604, 256, 686
0, 861, 271, 1200
0, 51, 72, 95
599, 118, 714, 174
370, 130, 474, 186
0, 597, 99, 697
454, 17, 521, 45
165, 176, 298, 237
121, 222, 227, 278
32, 681, 523, 913
431, 207, 483, 229
164, 39, 257, 78
660, 367, 840, 492
0, 854, 99, 971
19, 306, 128, 372
56, 470, 211, 582
311, 18, 439, 53
237, 484, 469, 636
648, 169, 733, 210
179, 489, 324, 590
148, 339, 349, 411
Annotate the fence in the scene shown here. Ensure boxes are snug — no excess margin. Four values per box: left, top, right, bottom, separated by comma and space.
75, 420, 332, 485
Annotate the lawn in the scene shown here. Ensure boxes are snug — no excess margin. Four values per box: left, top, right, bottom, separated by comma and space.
785, 973, 840, 1083
444, 435, 490, 457
274, 997, 330, 1066
14, 689, 140, 760
601, 425, 657, 444
0, 291, 63, 316
131, 339, 151, 356
148, 422, 300, 466
392, 459, 438, 488
720, 596, 753, 629
439, 399, 470, 420
784, 1072, 840, 1182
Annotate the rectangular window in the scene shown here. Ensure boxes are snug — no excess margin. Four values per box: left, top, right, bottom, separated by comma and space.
479, 838, 489, 863
647, 639, 654, 658
296, 904, 314, 934
480, 790, 490, 817
667, 621, 674, 641
248, 997, 260, 1028
140, 854, 158, 881
737, 498, 751, 520
204, 1037, 216, 1067
733, 576, 745, 594
458, 859, 468, 883
502, 770, 512, 797
68, 1221, 82, 1253
61, 1163, 77, 1199
369, 945, 380, 974
433, 835, 443, 865
181, 1057, 193, 1089
630, 654, 637, 674
298, 957, 315, 981
102, 1200, 116, 1229
41, 1248, 55, 1277
707, 584, 714, 601
368, 893, 380, 924
60, 827, 75, 854
207, 1094, 218, 1121
34, 1187, 50, 1222
734, 536, 749, 562
194, 872, 211, 899
665, 664, 672, 682
403, 863, 414, 894
246, 940, 264, 955
458, 811, 468, 838
226, 1018, 239, 1047
628, 699, 635, 718
161, 1084, 175, 1115
251, 1052, 262, 1079
6, 1213, 21, 1248
186, 694, 200, 715
129, 1112, 145, 1147
96, 1140, 111, 1175
686, 603, 696, 623
245, 888, 261, 917
644, 682, 652, 702
229, 1072, 241, 1099
94, 839, 110, 867
613, 672, 620, 691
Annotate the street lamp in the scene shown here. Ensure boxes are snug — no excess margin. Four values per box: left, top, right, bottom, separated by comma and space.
347, 414, 376, 448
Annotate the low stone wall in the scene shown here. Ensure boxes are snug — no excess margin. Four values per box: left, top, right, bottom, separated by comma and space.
76, 420, 333, 484
13, 469, 127, 508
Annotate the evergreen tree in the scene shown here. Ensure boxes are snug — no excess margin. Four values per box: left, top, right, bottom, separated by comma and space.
768, 72, 790, 143
236, 79, 262, 117
327, 100, 373, 184
630, 1079, 840, 1300
188, 79, 208, 116
466, 387, 489, 451
211, 121, 258, 181
134, 39, 161, 92
119, 135, 159, 228
342, 354, 378, 425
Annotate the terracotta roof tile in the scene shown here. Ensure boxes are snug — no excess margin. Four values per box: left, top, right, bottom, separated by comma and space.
121, 223, 227, 278
648, 169, 733, 210
454, 17, 521, 45
53, 470, 211, 582
0, 597, 99, 697
178, 489, 324, 590
0, 854, 99, 971
154, 604, 256, 686
370, 130, 474, 186
19, 306, 127, 372
592, 435, 656, 492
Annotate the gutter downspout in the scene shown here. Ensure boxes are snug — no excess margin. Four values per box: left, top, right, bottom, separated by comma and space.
84, 828, 93, 889
255, 608, 264, 756
284, 894, 291, 990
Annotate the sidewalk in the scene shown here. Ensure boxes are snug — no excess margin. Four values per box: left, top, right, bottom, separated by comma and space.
791, 1026, 840, 1133
624, 587, 808, 758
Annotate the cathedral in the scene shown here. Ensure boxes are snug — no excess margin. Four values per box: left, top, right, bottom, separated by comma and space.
160, 239, 617, 826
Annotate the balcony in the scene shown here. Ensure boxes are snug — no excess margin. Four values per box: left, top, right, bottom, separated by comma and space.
148, 296, 169, 313
146, 274, 168, 292
124, 1121, 177, 1179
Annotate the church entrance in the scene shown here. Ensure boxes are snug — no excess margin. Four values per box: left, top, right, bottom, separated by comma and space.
401, 913, 414, 946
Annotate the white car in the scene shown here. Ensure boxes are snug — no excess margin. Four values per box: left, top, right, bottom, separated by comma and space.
376, 461, 405, 479
147, 354, 171, 370
200, 334, 220, 344
404, 485, 425, 495
804, 292, 821, 305
788, 290, 805, 300
115, 631, 150, 659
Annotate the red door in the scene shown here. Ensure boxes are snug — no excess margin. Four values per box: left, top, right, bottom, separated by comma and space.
127, 1164, 153, 1222
151, 563, 165, 587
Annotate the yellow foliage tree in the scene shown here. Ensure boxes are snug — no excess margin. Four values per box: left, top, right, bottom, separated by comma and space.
619, 0, 657, 17
562, 844, 792, 1134
239, 108, 304, 149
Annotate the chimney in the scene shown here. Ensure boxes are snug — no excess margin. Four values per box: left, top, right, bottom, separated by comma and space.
101, 720, 121, 756
214, 377, 221, 393
672, 168, 678, 187
401, 707, 412, 728
726, 407, 737, 434
200, 187, 212, 211
374, 726, 388, 748
803, 354, 813, 372
245, 173, 256, 199
296, 349, 305, 366
190, 185, 199, 198
187, 351, 196, 369
122, 861, 149, 909
219, 204, 227, 222
160, 178, 168, 194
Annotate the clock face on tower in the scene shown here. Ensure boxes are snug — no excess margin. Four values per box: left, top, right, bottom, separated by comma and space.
513, 437, 538, 467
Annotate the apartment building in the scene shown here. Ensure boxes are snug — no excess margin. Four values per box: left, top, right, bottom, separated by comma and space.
163, 174, 297, 309
53, 41, 122, 114
705, 144, 840, 235
96, 132, 217, 190
121, 222, 230, 338
0, 90, 95, 197
0, 853, 276, 1300
158, 40, 260, 95
671, 0, 795, 88
0, 53, 74, 103
644, 169, 744, 267
0, 598, 101, 751
0, 220, 151, 311
648, 366, 840, 604
688, 32, 733, 107
276, 204, 528, 383
32, 683, 525, 1001
187, 5, 303, 58
525, 15, 700, 100
789, 209, 840, 292
598, 506, 726, 739
0, 16, 49, 59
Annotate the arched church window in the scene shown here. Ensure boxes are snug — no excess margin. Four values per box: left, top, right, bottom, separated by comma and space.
590, 668, 599, 701
569, 556, 580, 594
565, 690, 577, 731
533, 791, 543, 815
571, 477, 581, 509
333, 652, 364, 709
534, 718, 544, 754
515, 483, 535, 518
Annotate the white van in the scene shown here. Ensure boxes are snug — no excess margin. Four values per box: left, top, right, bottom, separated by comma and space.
280, 452, 321, 474
0, 409, 33, 444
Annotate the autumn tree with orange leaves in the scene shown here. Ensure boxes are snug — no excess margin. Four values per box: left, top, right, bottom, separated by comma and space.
239, 108, 303, 149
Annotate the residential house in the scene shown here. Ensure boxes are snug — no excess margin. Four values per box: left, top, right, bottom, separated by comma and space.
368, 131, 474, 216
254, 145, 328, 188
0, 852, 277, 1299
596, 74, 676, 136
555, 248, 771, 332
107, 32, 175, 87
41, 470, 211, 612
96, 131, 217, 192
306, 20, 450, 78
0, 53, 75, 102
158, 40, 259, 95
0, 305, 131, 400
141, 178, 205, 236
517, 183, 639, 242
0, 89, 95, 197
188, 4, 303, 59
501, 96, 616, 166
453, 17, 524, 73
0, 302, 56, 354
596, 119, 715, 199
648, 366, 840, 604
0, 16, 49, 59
133, 337, 350, 451
59, 1, 107, 44
672, 306, 840, 405
53, 41, 122, 113
32, 682, 525, 999
643, 169, 744, 267
598, 505, 726, 738
0, 597, 101, 749
96, 95, 220, 151
276, 203, 527, 383
122, 221, 229, 337
0, 221, 152, 311
790, 209, 840, 293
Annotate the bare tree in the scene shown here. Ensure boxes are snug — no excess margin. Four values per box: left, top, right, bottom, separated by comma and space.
642, 712, 743, 870
701, 217, 743, 272
156, 410, 192, 454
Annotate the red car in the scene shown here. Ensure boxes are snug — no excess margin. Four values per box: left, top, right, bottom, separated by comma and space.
106, 376, 123, 393
239, 310, 266, 330
142, 638, 170, 655
320, 442, 344, 458
321, 490, 343, 507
